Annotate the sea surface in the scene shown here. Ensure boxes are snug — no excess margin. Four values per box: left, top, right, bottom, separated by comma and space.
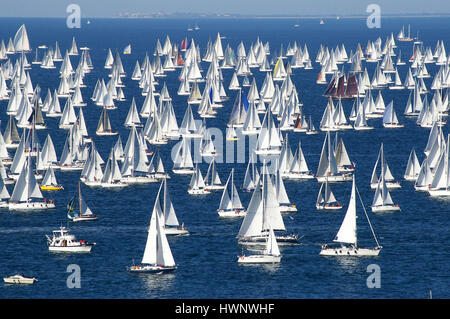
0, 16, 449, 299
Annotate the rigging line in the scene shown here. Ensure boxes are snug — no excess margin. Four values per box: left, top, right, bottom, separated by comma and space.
356, 185, 381, 248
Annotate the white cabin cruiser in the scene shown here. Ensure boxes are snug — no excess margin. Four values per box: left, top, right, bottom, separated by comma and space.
46, 226, 95, 252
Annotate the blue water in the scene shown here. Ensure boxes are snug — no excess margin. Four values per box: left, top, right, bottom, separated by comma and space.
0, 16, 449, 299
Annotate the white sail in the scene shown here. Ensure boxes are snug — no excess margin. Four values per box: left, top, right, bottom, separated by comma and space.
333, 176, 357, 244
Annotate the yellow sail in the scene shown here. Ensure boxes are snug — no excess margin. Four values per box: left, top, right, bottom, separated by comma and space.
273, 59, 280, 77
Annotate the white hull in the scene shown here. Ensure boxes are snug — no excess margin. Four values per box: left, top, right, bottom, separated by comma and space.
164, 227, 189, 235
428, 188, 450, 197
96, 131, 118, 136
48, 245, 93, 253
316, 203, 343, 210
188, 188, 211, 195
383, 123, 404, 128
205, 184, 225, 190
353, 126, 374, 131
242, 129, 260, 135
121, 176, 158, 184
59, 164, 84, 171
254, 149, 281, 155
68, 215, 98, 222
370, 182, 401, 189
217, 209, 247, 217
101, 182, 128, 188
279, 205, 298, 213
9, 202, 55, 210
316, 174, 352, 183
414, 185, 429, 191
320, 246, 381, 256
404, 175, 418, 181
82, 180, 103, 187
237, 254, 281, 264
284, 172, 315, 180
172, 168, 195, 175
3, 275, 37, 284
371, 204, 401, 212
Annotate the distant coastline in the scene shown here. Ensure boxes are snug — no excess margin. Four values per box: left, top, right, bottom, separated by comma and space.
1, 13, 450, 19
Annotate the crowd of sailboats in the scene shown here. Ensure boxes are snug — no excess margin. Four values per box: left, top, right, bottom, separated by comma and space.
1, 20, 449, 274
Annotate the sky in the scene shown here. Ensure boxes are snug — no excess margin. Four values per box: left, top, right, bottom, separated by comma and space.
0, 0, 449, 17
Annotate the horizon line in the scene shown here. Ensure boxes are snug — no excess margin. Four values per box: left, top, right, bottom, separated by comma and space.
1, 13, 450, 19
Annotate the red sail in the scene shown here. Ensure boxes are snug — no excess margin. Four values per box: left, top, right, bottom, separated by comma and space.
180, 38, 187, 51
344, 74, 358, 97
336, 75, 345, 96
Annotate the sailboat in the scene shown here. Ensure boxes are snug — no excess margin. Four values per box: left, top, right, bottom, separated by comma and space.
0, 177, 10, 208
255, 107, 282, 155
217, 168, 246, 217
187, 164, 210, 195
320, 175, 382, 256
237, 163, 298, 245
160, 179, 189, 235
147, 150, 170, 181
371, 159, 401, 212
274, 167, 297, 213
316, 177, 343, 210
237, 226, 281, 264
397, 25, 414, 42
204, 158, 224, 190
172, 137, 194, 174
305, 116, 318, 135
128, 183, 177, 273
101, 149, 127, 188
428, 134, 450, 196
123, 44, 131, 55
285, 141, 315, 180
242, 155, 260, 192
316, 131, 352, 182
370, 144, 401, 189
40, 167, 63, 191
67, 182, 99, 221
404, 149, 421, 181
383, 101, 404, 128
96, 107, 118, 136
8, 154, 55, 210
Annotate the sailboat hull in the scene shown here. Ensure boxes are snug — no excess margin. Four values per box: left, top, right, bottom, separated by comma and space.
284, 172, 315, 180
164, 227, 189, 236
428, 188, 450, 197
237, 255, 281, 264
217, 209, 247, 218
128, 265, 177, 274
187, 188, 211, 195
238, 234, 298, 245
371, 204, 401, 212
172, 169, 195, 175
68, 215, 98, 222
279, 205, 298, 213
100, 182, 128, 188
383, 123, 404, 128
316, 203, 343, 210
404, 175, 418, 181
40, 185, 64, 191
370, 181, 401, 189
320, 246, 381, 256
316, 174, 352, 183
9, 202, 55, 210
